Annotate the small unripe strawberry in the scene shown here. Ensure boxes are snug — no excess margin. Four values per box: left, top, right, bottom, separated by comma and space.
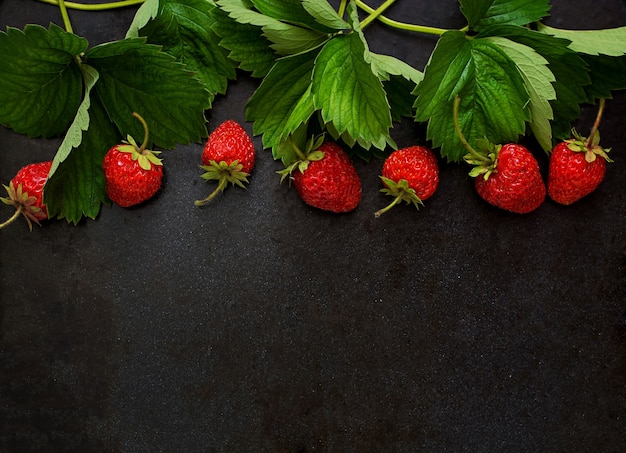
280, 138, 361, 213
195, 120, 256, 206
375, 146, 439, 217
0, 160, 53, 231
103, 112, 163, 208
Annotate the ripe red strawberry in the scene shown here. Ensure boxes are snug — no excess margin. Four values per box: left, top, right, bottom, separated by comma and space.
103, 112, 163, 208
375, 146, 439, 217
467, 141, 546, 214
547, 100, 612, 205
195, 119, 255, 206
453, 95, 545, 214
0, 160, 53, 231
547, 137, 611, 205
280, 139, 361, 213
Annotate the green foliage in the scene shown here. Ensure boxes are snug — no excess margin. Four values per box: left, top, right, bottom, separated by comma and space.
414, 31, 530, 161
0, 24, 87, 137
134, 0, 238, 107
3, 0, 626, 222
85, 38, 209, 149
460, 0, 551, 30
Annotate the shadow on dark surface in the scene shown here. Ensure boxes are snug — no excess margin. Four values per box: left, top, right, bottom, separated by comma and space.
1, 0, 626, 451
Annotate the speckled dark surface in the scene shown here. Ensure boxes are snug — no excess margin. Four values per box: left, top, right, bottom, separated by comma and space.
1, 0, 626, 451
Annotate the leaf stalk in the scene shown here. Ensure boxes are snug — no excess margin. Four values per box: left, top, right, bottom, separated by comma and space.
355, 0, 454, 35
360, 0, 398, 29
56, 0, 74, 33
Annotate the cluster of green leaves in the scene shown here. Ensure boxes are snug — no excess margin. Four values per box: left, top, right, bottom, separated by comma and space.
210, 0, 423, 164
416, 0, 626, 162
1, 0, 626, 223
0, 1, 223, 223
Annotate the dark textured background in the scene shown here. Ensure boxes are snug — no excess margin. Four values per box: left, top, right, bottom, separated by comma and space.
1, 0, 625, 451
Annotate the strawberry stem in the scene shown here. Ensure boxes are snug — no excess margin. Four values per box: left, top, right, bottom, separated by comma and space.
355, 0, 460, 35
338, 0, 348, 18
194, 177, 228, 207
132, 112, 150, 153
360, 0, 397, 29
374, 196, 402, 218
586, 98, 605, 149
289, 135, 308, 161
0, 205, 23, 230
453, 95, 490, 164
57, 0, 74, 33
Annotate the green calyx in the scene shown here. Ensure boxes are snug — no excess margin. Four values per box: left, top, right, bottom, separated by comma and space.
118, 112, 163, 171
374, 176, 423, 218
563, 99, 612, 164
194, 160, 250, 206
464, 138, 500, 179
0, 182, 46, 231
565, 129, 612, 163
277, 134, 326, 184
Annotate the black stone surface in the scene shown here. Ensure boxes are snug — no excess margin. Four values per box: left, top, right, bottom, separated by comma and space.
1, 0, 625, 451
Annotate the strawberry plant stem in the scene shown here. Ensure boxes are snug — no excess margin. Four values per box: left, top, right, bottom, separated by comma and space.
587, 98, 606, 148
0, 205, 22, 229
132, 112, 149, 153
56, 0, 74, 33
360, 0, 398, 29
289, 136, 308, 161
374, 196, 401, 218
453, 95, 490, 164
355, 0, 458, 35
38, 0, 145, 10
338, 0, 348, 18
194, 178, 228, 207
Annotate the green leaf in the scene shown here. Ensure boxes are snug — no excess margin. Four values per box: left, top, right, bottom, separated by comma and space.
246, 50, 317, 162
44, 95, 121, 223
217, 0, 329, 55
414, 31, 530, 162
50, 64, 100, 167
538, 24, 626, 56
486, 36, 556, 151
210, 5, 277, 77
137, 0, 237, 107
369, 52, 424, 85
313, 32, 393, 151
126, 0, 160, 38
85, 38, 208, 148
250, 0, 340, 32
581, 54, 626, 101
477, 24, 590, 142
461, 0, 551, 30
0, 24, 88, 138
302, 0, 349, 31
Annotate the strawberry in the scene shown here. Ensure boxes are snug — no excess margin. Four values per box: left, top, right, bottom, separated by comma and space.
279, 137, 361, 213
195, 119, 255, 206
547, 100, 612, 205
0, 160, 53, 231
103, 112, 163, 208
453, 95, 545, 214
374, 146, 439, 217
